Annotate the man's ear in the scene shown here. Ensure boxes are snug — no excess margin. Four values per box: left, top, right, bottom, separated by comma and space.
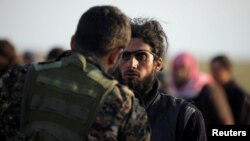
70, 35, 76, 50
108, 47, 123, 65
154, 58, 163, 72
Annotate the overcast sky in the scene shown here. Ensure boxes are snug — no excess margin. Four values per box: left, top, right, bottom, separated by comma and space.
0, 0, 249, 62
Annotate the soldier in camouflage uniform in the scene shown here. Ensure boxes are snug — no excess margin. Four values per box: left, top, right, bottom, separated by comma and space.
0, 6, 150, 141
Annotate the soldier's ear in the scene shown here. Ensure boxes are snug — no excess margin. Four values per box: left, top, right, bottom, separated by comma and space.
108, 47, 123, 65
70, 35, 76, 50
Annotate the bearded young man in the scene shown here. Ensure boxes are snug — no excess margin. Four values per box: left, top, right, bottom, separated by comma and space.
115, 18, 207, 141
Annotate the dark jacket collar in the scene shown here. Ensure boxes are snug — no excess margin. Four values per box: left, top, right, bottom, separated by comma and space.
135, 78, 165, 110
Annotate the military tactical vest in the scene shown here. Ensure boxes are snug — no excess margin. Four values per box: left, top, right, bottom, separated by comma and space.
20, 54, 118, 141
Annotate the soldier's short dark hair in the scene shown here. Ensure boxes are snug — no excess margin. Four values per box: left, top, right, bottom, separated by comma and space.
211, 55, 232, 69
74, 5, 131, 56
131, 18, 168, 60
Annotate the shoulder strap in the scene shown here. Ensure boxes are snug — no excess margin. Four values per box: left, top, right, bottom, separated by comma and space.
183, 104, 196, 128
175, 102, 195, 141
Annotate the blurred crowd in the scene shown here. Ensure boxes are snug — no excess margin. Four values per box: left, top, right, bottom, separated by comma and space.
162, 52, 250, 125
0, 40, 65, 66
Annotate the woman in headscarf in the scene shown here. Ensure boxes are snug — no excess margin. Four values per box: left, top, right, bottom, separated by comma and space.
168, 52, 234, 125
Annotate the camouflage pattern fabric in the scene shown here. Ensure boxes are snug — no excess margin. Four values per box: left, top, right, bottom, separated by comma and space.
88, 85, 150, 141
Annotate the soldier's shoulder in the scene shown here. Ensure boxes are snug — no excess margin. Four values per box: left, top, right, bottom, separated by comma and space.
116, 84, 134, 97
113, 84, 147, 118
111, 84, 135, 101
100, 84, 136, 118
104, 84, 133, 104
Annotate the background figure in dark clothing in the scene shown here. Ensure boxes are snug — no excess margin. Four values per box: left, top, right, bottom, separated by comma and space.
211, 55, 250, 124
168, 52, 234, 126
116, 18, 207, 141
22, 51, 35, 64
0, 39, 18, 77
46, 47, 64, 61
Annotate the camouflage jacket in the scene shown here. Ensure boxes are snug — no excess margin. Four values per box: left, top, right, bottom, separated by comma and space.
0, 55, 150, 141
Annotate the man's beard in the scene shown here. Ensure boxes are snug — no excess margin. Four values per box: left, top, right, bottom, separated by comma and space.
124, 71, 155, 96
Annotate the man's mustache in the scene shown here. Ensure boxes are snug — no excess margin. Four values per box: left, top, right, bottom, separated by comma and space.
124, 69, 140, 77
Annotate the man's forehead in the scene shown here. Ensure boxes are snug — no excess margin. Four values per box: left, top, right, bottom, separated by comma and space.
126, 38, 151, 52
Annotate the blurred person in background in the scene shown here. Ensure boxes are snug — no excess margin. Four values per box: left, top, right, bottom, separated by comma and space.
22, 51, 35, 64
0, 39, 18, 77
46, 47, 64, 61
157, 71, 168, 90
116, 18, 207, 141
168, 52, 234, 126
211, 55, 250, 124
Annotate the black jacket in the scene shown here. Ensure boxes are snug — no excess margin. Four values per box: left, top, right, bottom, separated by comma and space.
137, 80, 207, 141
223, 80, 250, 124
189, 84, 234, 125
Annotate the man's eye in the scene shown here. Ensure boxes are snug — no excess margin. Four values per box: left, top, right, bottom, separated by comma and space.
136, 53, 147, 61
122, 53, 131, 60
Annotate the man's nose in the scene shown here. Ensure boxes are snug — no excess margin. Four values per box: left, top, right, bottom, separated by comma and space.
126, 56, 139, 69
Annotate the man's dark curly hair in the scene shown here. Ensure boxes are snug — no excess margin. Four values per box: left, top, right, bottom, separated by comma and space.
131, 18, 168, 60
